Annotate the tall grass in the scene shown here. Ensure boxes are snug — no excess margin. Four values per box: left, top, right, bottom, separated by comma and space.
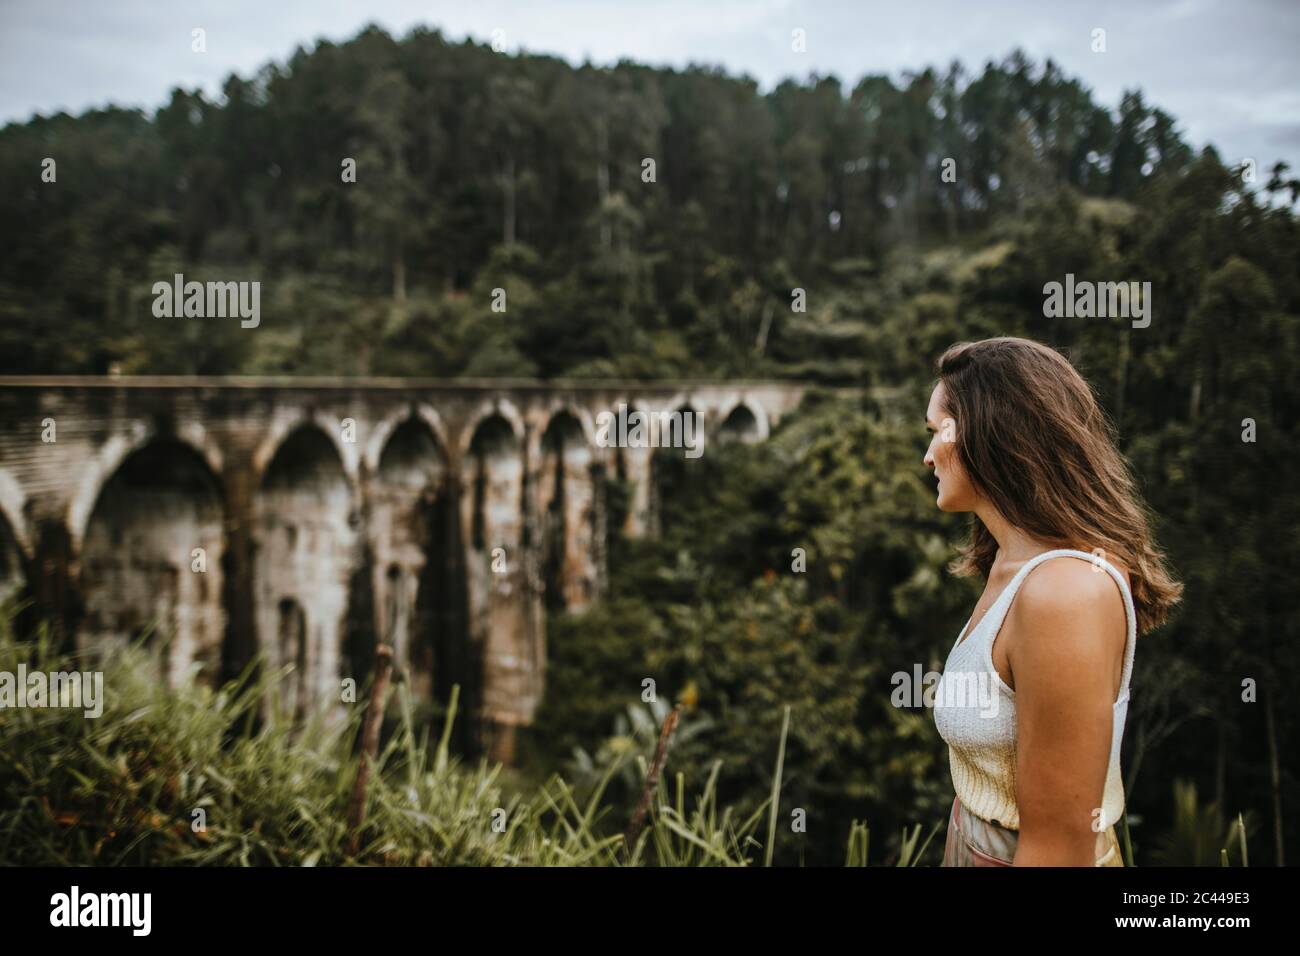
0, 615, 920, 866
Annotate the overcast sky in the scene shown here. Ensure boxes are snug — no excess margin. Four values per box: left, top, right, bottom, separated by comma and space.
2, 0, 1298, 172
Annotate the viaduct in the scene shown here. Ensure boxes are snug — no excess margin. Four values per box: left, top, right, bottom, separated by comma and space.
0, 376, 808, 761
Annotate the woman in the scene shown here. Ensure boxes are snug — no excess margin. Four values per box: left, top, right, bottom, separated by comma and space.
925, 337, 1181, 866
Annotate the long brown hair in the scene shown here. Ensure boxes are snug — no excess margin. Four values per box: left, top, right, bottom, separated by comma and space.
937, 336, 1181, 634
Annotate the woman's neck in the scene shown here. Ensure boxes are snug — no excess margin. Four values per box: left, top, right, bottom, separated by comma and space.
977, 502, 1054, 565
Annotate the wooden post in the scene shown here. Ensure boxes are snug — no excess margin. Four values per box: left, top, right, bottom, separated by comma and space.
623, 705, 682, 856
346, 644, 394, 857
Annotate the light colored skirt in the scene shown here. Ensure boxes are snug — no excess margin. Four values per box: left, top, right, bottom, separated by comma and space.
942, 795, 1124, 866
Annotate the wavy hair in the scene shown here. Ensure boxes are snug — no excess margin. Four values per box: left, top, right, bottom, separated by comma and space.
937, 336, 1182, 634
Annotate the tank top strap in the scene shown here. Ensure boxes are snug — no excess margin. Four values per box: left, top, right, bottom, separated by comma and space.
981, 548, 1138, 698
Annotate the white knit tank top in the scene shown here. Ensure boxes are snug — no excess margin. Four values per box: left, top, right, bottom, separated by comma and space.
932, 548, 1137, 831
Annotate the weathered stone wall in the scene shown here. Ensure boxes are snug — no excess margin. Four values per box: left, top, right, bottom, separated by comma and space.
80, 439, 225, 687
0, 376, 808, 762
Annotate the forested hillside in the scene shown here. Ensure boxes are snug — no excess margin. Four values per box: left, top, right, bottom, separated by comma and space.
5, 24, 1295, 382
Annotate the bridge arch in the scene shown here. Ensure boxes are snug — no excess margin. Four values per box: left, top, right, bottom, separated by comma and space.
67, 423, 223, 555
376, 414, 449, 492
661, 392, 702, 427
649, 400, 705, 457
365, 403, 450, 476
371, 412, 452, 701
459, 398, 525, 459
79, 437, 226, 685
463, 413, 524, 556
540, 410, 600, 612
255, 422, 359, 718
597, 401, 656, 537
252, 411, 359, 489
647, 401, 706, 537
717, 398, 769, 444
540, 402, 599, 449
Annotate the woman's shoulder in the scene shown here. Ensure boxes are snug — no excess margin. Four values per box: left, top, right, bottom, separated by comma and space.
1004, 552, 1130, 657
1015, 554, 1128, 613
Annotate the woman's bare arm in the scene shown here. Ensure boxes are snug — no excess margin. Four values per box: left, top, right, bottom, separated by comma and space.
1005, 559, 1127, 866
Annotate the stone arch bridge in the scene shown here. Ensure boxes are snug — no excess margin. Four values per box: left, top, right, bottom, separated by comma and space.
0, 376, 808, 761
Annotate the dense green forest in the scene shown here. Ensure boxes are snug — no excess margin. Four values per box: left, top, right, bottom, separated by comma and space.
1, 24, 1297, 865
7, 23, 1297, 382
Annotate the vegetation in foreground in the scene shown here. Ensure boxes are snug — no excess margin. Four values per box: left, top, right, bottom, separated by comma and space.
0, 612, 947, 866
0, 604, 1253, 867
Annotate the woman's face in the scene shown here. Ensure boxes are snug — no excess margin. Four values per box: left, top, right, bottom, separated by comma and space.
924, 382, 978, 512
